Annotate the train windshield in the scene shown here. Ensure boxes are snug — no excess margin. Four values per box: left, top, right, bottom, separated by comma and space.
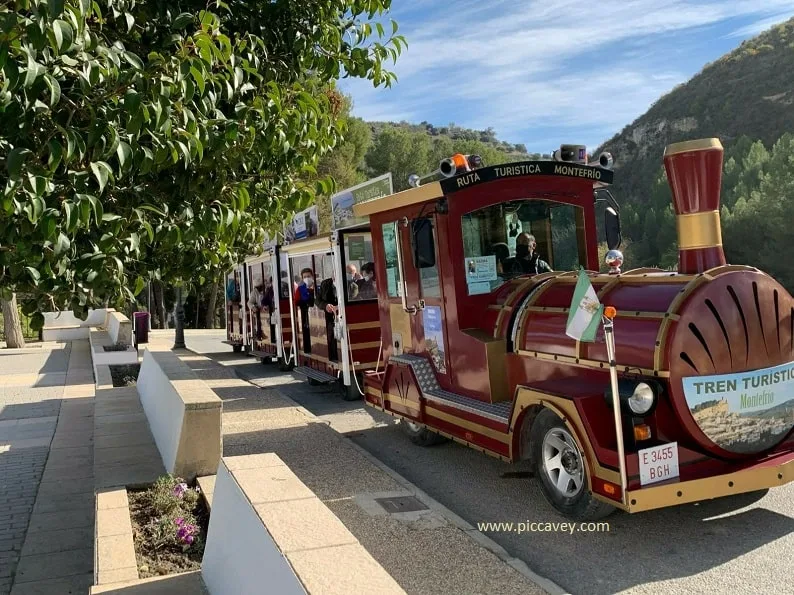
461, 199, 585, 295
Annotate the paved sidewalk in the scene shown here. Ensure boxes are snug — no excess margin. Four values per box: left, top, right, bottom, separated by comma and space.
0, 341, 95, 594
147, 335, 546, 595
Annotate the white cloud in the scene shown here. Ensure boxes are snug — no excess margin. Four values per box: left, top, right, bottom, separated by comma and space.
340, 0, 794, 152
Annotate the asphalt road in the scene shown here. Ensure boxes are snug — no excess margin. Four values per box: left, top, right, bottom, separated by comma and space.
183, 330, 794, 595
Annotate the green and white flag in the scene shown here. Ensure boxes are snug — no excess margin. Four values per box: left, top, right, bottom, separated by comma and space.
565, 268, 604, 342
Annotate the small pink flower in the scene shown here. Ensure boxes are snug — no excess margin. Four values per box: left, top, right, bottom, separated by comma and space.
175, 517, 184, 526
185, 535, 194, 544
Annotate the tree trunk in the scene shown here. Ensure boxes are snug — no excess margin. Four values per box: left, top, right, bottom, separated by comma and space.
205, 280, 219, 329
1, 294, 26, 348
152, 281, 166, 329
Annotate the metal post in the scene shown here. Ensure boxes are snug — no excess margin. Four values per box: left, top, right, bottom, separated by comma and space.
173, 286, 186, 349
331, 232, 351, 387
603, 315, 627, 504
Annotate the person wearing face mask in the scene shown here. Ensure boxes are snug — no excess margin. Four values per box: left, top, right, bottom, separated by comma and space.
346, 264, 362, 282
356, 262, 377, 300
509, 233, 552, 275
294, 268, 315, 353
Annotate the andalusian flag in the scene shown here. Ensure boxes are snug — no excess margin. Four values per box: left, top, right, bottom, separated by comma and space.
565, 268, 604, 342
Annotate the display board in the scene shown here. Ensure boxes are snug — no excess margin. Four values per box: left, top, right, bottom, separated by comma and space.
331, 173, 393, 230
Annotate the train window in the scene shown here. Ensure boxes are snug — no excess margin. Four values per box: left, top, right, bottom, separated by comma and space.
278, 252, 290, 299
413, 218, 440, 298
343, 233, 377, 302
382, 222, 402, 298
461, 200, 584, 295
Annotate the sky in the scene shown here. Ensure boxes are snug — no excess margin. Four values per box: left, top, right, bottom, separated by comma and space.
337, 1, 794, 154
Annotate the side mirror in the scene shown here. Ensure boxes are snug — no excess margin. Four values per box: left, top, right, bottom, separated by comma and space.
412, 218, 436, 268
605, 206, 622, 250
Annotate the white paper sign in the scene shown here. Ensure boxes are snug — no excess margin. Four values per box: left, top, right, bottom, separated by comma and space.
638, 442, 680, 486
464, 255, 497, 282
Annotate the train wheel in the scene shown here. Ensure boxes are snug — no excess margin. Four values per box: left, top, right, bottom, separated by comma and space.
339, 376, 363, 401
400, 419, 447, 446
277, 354, 293, 372
530, 409, 615, 521
232, 345, 242, 353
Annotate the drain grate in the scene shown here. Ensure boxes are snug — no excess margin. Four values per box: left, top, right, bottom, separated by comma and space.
374, 496, 429, 514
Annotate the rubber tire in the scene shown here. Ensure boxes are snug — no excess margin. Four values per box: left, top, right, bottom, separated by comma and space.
400, 419, 447, 446
260, 356, 273, 364
340, 379, 363, 401
277, 354, 294, 372
232, 345, 242, 353
530, 408, 616, 521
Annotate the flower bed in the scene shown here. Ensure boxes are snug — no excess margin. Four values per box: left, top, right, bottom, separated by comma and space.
109, 363, 140, 387
128, 475, 209, 578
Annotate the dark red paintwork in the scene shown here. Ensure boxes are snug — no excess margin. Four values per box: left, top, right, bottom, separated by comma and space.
363, 157, 794, 505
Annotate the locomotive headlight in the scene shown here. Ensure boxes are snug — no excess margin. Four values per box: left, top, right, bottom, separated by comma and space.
627, 383, 655, 415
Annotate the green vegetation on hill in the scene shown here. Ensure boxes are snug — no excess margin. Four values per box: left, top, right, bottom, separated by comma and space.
596, 17, 794, 206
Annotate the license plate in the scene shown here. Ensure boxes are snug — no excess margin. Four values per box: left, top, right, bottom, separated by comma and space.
638, 442, 680, 486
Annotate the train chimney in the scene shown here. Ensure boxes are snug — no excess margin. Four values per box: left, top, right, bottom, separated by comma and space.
663, 138, 727, 274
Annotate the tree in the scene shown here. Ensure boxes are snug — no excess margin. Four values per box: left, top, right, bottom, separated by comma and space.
1, 295, 25, 347
1, 0, 405, 335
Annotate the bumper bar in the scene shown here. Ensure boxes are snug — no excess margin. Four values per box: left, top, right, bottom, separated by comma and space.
624, 454, 794, 513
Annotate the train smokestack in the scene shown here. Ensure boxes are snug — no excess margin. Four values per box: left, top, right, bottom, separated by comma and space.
663, 138, 727, 274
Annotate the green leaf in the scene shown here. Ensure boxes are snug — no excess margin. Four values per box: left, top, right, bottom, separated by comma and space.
116, 142, 132, 169
134, 277, 145, 296
90, 162, 111, 194
29, 312, 45, 332
173, 13, 194, 30
190, 66, 205, 95
124, 13, 134, 33
53, 20, 73, 53
88, 195, 104, 223
45, 75, 61, 107
64, 202, 76, 232
54, 232, 70, 255
141, 220, 154, 242
123, 51, 143, 70
25, 266, 40, 283
48, 139, 63, 172
7, 147, 31, 180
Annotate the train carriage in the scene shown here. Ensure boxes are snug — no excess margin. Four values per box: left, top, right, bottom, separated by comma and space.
352, 141, 794, 520
223, 263, 247, 352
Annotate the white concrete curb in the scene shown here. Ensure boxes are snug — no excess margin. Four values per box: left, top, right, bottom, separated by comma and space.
235, 369, 570, 595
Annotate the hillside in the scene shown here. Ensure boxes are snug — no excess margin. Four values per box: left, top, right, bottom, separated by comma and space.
596, 17, 794, 204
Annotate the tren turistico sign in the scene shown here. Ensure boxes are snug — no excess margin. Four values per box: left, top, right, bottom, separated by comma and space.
439, 160, 614, 193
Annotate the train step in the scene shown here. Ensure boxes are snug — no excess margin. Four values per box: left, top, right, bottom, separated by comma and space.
390, 354, 512, 423
294, 366, 337, 384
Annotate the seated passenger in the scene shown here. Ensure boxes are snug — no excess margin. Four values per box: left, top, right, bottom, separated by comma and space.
356, 262, 377, 300
505, 233, 552, 275
489, 242, 510, 275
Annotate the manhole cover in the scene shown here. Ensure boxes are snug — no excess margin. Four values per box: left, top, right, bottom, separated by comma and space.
374, 496, 429, 514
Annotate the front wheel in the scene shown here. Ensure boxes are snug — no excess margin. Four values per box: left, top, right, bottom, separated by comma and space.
530, 408, 616, 521
400, 419, 447, 446
232, 344, 242, 353
339, 377, 363, 401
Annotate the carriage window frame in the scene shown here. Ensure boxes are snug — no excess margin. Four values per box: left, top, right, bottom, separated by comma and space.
339, 231, 378, 305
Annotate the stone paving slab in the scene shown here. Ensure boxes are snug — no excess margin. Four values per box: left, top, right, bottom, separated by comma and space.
168, 346, 547, 595
3, 341, 96, 594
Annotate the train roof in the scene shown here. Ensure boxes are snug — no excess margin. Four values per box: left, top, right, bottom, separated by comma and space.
353, 159, 613, 218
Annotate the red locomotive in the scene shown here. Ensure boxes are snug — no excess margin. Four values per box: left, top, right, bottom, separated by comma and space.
353, 139, 794, 519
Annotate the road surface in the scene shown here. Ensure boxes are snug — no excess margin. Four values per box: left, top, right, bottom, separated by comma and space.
182, 330, 794, 595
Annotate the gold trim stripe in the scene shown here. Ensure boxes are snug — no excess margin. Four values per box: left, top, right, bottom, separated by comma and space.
351, 341, 381, 350
676, 210, 723, 249
663, 137, 722, 157
348, 321, 381, 330
517, 349, 670, 378
384, 392, 421, 412
425, 406, 511, 444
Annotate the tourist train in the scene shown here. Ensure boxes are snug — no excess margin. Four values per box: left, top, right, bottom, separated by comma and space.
347, 139, 794, 519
